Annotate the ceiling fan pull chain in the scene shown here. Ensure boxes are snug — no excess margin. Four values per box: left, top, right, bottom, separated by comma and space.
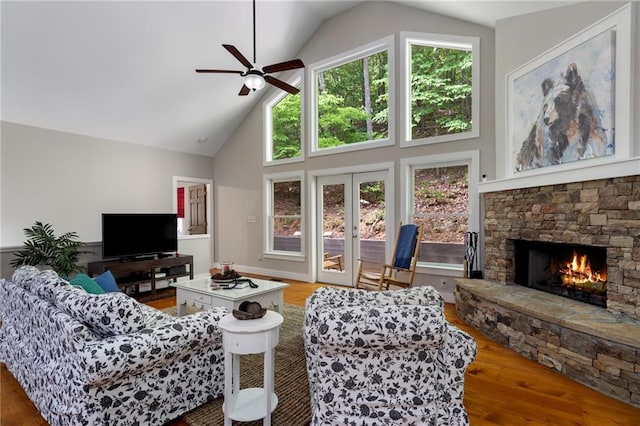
253, 0, 257, 64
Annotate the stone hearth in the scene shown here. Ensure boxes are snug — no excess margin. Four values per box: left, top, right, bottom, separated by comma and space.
456, 279, 640, 406
455, 175, 640, 407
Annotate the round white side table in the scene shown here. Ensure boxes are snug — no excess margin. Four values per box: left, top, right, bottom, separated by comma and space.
219, 310, 284, 426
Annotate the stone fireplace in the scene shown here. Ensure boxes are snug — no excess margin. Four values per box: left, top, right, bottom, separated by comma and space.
455, 175, 640, 407
484, 175, 640, 320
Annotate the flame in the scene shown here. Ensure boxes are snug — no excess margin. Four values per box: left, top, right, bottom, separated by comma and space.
559, 251, 606, 291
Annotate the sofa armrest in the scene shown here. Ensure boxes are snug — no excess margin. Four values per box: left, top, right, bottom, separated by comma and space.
440, 324, 477, 372
77, 307, 228, 386
435, 324, 477, 423
314, 304, 447, 352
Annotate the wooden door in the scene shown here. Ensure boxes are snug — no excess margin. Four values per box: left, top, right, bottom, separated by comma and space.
188, 184, 207, 234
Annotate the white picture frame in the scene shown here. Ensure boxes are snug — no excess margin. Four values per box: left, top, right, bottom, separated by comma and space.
506, 3, 634, 177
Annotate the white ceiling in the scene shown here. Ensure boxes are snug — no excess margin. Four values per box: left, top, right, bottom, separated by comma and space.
1, 1, 576, 157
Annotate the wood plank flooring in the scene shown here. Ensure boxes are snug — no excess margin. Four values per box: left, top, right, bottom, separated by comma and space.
2, 279, 639, 425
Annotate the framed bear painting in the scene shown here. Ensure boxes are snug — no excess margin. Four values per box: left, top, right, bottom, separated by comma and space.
506, 3, 634, 175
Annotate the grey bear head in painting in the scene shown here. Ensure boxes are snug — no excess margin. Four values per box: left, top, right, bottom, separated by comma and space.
516, 63, 607, 172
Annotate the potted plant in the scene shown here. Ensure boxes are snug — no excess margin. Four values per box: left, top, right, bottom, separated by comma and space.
10, 221, 93, 277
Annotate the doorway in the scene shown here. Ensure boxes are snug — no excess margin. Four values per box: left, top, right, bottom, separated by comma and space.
316, 170, 392, 286
187, 184, 207, 235
172, 176, 214, 277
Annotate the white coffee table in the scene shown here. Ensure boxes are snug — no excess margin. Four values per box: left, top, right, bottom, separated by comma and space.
171, 277, 289, 316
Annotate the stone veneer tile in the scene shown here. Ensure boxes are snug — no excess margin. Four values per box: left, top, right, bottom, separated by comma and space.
456, 279, 640, 349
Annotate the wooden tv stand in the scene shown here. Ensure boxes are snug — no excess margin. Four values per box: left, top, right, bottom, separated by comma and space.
88, 254, 193, 298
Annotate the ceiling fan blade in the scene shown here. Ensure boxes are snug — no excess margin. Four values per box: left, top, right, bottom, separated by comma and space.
222, 44, 253, 69
264, 75, 299, 95
239, 85, 250, 96
195, 69, 244, 74
262, 59, 305, 74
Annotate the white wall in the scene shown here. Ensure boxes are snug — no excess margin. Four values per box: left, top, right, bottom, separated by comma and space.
0, 121, 215, 278
213, 1, 496, 282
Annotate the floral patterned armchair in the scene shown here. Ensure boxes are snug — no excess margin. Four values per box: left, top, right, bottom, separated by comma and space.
303, 286, 476, 425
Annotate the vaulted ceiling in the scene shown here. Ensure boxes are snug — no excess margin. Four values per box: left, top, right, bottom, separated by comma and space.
1, 1, 576, 157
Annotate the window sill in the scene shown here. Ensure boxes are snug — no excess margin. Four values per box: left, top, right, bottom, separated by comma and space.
309, 138, 393, 157
178, 234, 211, 240
264, 156, 305, 167
263, 252, 306, 262
416, 262, 464, 277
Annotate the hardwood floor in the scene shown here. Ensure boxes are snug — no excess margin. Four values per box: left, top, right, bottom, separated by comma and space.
2, 279, 639, 425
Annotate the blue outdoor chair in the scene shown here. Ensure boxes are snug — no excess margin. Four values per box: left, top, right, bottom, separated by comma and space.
355, 222, 423, 291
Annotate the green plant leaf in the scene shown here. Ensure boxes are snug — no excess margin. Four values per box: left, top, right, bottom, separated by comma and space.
10, 221, 93, 276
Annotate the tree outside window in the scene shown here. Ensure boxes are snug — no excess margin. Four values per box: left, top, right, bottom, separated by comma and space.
412, 164, 468, 264
271, 179, 302, 253
410, 44, 472, 139
271, 91, 301, 161
317, 50, 389, 149
401, 32, 479, 147
265, 75, 302, 164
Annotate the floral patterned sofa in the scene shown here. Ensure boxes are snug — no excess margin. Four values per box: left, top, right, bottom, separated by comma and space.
0, 265, 227, 426
303, 286, 477, 426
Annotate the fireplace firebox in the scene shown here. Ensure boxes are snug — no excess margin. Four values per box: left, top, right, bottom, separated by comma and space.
512, 239, 607, 308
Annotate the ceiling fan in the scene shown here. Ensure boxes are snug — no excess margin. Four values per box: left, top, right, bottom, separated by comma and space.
195, 0, 305, 96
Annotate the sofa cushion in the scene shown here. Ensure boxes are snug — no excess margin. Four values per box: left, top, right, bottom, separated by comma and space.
32, 270, 75, 302
93, 270, 120, 293
11, 265, 40, 290
56, 291, 145, 337
70, 274, 106, 294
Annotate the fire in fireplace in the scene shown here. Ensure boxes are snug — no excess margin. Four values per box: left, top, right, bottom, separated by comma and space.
513, 240, 607, 307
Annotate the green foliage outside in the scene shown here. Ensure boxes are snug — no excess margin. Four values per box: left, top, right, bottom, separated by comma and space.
270, 43, 472, 159
411, 45, 472, 139
317, 93, 371, 148
271, 93, 301, 160
317, 52, 389, 148
359, 181, 385, 204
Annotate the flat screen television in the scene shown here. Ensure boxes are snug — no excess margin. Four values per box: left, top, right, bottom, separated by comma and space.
102, 213, 178, 259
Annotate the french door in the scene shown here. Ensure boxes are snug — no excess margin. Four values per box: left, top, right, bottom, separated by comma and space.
316, 170, 391, 286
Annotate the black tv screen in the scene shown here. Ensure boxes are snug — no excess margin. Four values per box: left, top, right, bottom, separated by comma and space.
102, 213, 178, 259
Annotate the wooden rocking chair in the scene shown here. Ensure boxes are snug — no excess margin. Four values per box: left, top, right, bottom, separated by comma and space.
323, 252, 343, 271
354, 222, 423, 291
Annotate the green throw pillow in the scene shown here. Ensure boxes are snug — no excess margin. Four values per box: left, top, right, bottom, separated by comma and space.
70, 274, 105, 295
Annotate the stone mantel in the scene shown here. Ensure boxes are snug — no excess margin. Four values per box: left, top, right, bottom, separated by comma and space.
479, 157, 640, 194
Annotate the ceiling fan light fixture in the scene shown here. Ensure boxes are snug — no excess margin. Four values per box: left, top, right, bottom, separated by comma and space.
244, 72, 265, 91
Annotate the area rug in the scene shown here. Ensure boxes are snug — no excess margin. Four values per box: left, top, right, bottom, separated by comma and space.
164, 304, 311, 426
